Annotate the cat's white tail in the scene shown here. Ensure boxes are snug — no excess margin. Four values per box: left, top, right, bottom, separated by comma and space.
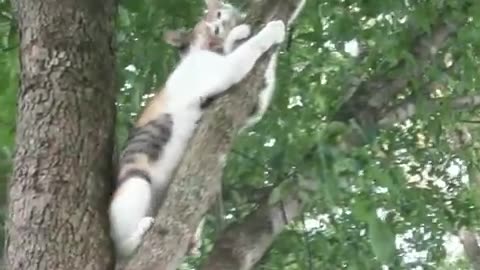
109, 177, 154, 257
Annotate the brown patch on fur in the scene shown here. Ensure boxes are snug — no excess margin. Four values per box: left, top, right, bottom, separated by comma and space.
191, 21, 219, 50
111, 155, 151, 199
117, 155, 151, 181
136, 90, 166, 127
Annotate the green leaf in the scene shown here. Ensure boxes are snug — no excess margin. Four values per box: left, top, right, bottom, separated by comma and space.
368, 215, 396, 265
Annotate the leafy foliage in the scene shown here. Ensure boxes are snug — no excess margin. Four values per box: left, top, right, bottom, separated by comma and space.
2, 0, 480, 269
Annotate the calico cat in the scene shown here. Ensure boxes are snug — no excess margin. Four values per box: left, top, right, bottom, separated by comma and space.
108, 2, 286, 258
162, 0, 306, 257
162, 0, 304, 257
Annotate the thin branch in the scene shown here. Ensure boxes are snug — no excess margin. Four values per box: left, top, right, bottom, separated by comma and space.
378, 94, 480, 127
460, 120, 480, 124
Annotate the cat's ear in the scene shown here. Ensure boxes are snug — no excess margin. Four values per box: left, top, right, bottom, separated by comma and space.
204, 0, 222, 10
164, 29, 192, 48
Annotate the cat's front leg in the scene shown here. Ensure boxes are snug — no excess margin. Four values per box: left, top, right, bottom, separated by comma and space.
224, 20, 285, 85
252, 20, 286, 50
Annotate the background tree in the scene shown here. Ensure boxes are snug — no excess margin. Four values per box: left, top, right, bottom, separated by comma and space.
2, 0, 117, 269
1, 0, 480, 269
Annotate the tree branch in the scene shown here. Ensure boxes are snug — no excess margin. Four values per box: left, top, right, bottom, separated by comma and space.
123, 1, 304, 269
378, 94, 480, 127
334, 16, 463, 128
201, 192, 304, 270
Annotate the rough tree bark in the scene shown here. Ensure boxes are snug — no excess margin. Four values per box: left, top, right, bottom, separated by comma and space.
460, 228, 480, 270
123, 0, 304, 269
6, 0, 117, 269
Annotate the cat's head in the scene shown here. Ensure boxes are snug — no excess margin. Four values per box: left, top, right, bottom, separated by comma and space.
203, 0, 245, 42
164, 0, 245, 54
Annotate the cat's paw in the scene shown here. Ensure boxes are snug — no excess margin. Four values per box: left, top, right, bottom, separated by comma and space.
136, 217, 154, 237
264, 20, 286, 44
230, 24, 251, 40
118, 217, 155, 256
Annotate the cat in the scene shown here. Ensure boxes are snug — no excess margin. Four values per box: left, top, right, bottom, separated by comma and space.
162, 1, 251, 256
108, 1, 286, 258
162, 0, 305, 256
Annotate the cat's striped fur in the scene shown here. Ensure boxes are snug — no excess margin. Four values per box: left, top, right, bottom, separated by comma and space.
118, 114, 173, 184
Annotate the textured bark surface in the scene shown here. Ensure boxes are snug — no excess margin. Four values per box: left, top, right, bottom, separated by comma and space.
460, 228, 480, 270
6, 0, 117, 269
124, 1, 303, 269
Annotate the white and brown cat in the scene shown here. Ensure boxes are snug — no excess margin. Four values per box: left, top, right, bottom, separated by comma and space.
161, 0, 306, 256
108, 0, 286, 257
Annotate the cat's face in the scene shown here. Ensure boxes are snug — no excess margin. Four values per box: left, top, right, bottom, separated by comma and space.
204, 2, 244, 41
164, 0, 244, 53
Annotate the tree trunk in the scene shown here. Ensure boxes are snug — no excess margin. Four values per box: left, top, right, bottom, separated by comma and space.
6, 0, 117, 269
